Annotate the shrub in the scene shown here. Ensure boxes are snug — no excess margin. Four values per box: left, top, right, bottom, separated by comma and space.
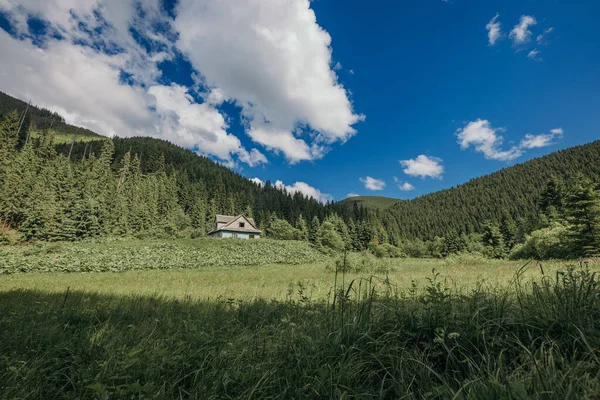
510, 223, 569, 260
267, 218, 297, 240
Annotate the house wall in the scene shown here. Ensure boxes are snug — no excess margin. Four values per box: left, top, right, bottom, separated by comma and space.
209, 231, 261, 239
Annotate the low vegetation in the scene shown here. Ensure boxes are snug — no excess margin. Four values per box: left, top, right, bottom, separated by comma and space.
0, 238, 327, 274
1, 263, 599, 398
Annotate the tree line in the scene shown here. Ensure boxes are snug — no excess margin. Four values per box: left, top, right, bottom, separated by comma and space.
1, 104, 599, 258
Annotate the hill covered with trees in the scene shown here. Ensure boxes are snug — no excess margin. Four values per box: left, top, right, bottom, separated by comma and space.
373, 141, 600, 241
1, 90, 599, 258
0, 91, 102, 144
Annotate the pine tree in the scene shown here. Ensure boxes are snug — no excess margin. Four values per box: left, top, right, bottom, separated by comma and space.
309, 216, 321, 245
295, 214, 308, 241
481, 222, 505, 259
565, 180, 600, 257
0, 110, 19, 158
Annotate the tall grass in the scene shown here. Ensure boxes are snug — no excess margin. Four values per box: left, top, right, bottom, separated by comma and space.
1, 263, 599, 398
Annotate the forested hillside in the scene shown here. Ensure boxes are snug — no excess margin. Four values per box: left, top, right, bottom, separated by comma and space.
375, 141, 600, 241
0, 91, 102, 143
0, 91, 372, 244
1, 90, 599, 258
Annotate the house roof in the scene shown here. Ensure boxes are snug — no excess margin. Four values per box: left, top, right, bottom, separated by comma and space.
209, 214, 262, 235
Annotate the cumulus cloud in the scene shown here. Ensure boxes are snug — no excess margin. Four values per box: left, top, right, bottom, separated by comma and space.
486, 14, 502, 46
274, 180, 332, 203
174, 0, 364, 163
0, 29, 155, 138
393, 177, 415, 191
520, 128, 563, 149
456, 119, 523, 161
400, 155, 444, 179
510, 15, 537, 45
0, 0, 362, 165
360, 176, 386, 191
346, 193, 360, 198
149, 84, 267, 166
457, 120, 563, 160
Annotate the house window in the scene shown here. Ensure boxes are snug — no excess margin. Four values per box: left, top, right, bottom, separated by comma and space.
249, 234, 255, 239
239, 222, 245, 228
232, 232, 238, 238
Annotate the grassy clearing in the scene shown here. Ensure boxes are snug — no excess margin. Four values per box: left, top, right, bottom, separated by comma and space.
2, 239, 599, 398
0, 238, 585, 300
1, 265, 600, 398
28, 129, 104, 144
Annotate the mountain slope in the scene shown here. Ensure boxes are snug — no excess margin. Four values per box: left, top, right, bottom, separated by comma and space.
338, 196, 400, 210
0, 91, 103, 144
378, 140, 600, 240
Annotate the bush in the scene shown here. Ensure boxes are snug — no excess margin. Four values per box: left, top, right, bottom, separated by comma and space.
368, 242, 404, 258
267, 219, 297, 240
400, 239, 428, 258
320, 221, 345, 251
330, 251, 391, 274
510, 223, 570, 260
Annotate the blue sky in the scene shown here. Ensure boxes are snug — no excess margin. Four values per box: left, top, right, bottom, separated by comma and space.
0, 0, 598, 202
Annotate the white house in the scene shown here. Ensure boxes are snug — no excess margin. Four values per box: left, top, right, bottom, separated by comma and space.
207, 214, 262, 239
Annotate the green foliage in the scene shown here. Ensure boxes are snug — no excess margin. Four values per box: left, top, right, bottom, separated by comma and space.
0, 238, 328, 274
267, 218, 297, 240
320, 221, 345, 251
0, 109, 19, 157
510, 223, 570, 260
565, 178, 600, 257
481, 221, 506, 259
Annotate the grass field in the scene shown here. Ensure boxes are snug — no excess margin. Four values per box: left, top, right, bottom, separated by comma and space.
0, 238, 580, 300
1, 239, 600, 398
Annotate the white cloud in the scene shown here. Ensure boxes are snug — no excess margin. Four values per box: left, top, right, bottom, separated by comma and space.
486, 14, 502, 46
346, 193, 360, 198
333, 62, 342, 70
174, 0, 364, 162
149, 84, 267, 166
250, 177, 264, 186
0, 0, 363, 165
456, 119, 523, 161
527, 49, 542, 61
0, 29, 155, 138
400, 155, 444, 178
393, 177, 415, 191
360, 176, 386, 191
520, 128, 563, 149
537, 27, 554, 44
274, 180, 332, 203
510, 15, 537, 45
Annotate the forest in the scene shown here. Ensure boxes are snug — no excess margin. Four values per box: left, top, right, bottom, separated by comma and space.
1, 90, 599, 260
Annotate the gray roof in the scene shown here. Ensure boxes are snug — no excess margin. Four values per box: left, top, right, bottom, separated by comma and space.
209, 214, 261, 234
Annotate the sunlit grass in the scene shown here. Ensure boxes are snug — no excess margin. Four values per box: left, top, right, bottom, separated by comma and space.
1, 239, 590, 300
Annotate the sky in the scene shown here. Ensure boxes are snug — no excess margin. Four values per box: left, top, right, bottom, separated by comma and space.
0, 0, 599, 203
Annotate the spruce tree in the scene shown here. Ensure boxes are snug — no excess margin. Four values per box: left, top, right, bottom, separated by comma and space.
309, 216, 321, 245
565, 180, 600, 257
0, 110, 19, 158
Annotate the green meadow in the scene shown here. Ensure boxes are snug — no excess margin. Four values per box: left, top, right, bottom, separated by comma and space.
0, 238, 578, 300
1, 239, 600, 399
